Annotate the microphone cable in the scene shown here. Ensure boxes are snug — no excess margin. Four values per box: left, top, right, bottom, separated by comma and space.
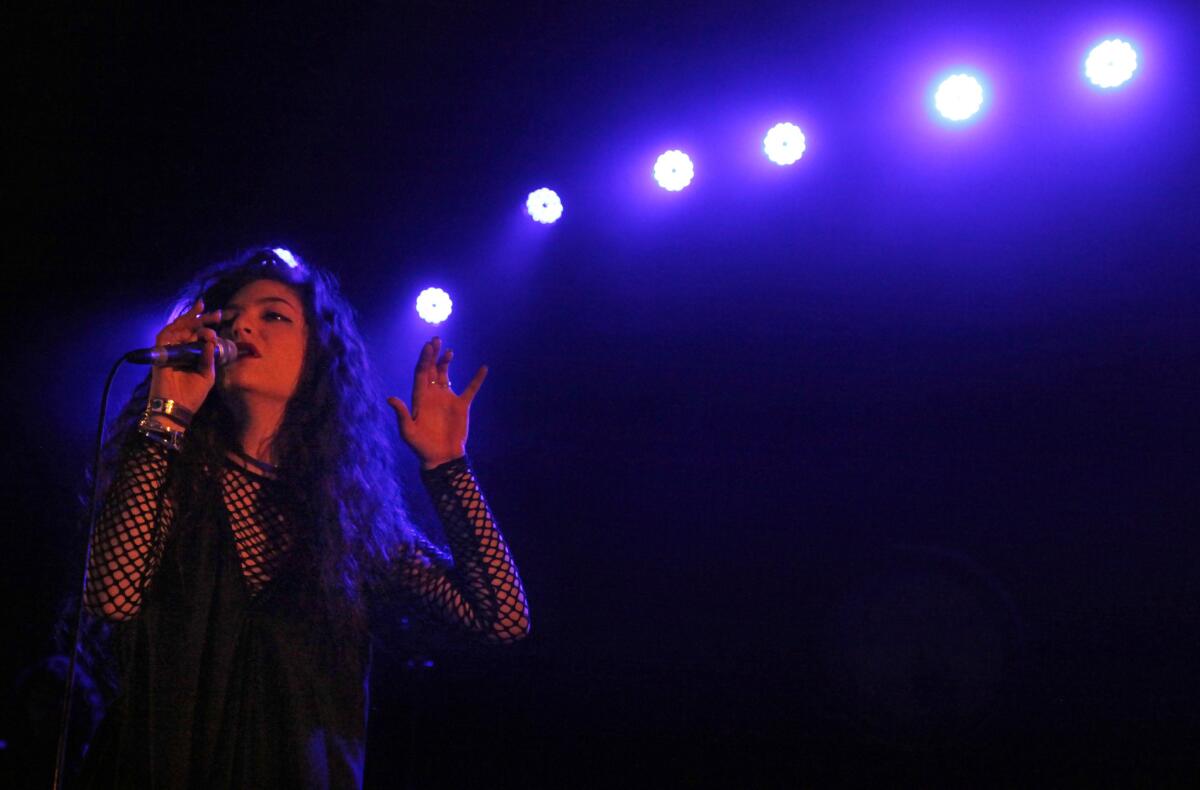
52, 354, 125, 790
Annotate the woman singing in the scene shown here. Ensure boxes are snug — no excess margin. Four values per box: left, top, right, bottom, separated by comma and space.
79, 248, 530, 787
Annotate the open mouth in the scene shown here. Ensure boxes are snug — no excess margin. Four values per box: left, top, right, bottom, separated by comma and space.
236, 342, 261, 359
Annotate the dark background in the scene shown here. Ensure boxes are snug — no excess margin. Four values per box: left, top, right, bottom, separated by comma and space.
6, 1, 1200, 785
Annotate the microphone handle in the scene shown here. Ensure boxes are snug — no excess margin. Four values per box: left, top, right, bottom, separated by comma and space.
124, 339, 236, 367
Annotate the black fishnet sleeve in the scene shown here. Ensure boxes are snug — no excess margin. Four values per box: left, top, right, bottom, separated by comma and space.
83, 434, 176, 621
395, 457, 530, 644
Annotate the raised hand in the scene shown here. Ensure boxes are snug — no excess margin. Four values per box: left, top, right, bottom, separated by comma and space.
388, 337, 487, 469
149, 298, 223, 414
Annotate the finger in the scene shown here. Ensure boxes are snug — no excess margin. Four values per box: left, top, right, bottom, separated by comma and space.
169, 308, 222, 332
158, 322, 202, 346
158, 299, 200, 340
160, 311, 222, 348
177, 298, 203, 322
428, 337, 443, 381
412, 343, 434, 406
414, 339, 436, 379
461, 365, 488, 403
436, 348, 453, 384
198, 328, 217, 371
184, 309, 222, 326
387, 397, 414, 437
387, 396, 411, 420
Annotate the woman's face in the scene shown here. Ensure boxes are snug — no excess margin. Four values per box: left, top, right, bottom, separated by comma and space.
217, 279, 309, 404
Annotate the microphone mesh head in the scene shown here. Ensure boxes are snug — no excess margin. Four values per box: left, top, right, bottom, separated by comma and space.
214, 337, 239, 366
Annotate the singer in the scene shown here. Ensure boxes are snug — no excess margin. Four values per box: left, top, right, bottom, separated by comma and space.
78, 248, 530, 787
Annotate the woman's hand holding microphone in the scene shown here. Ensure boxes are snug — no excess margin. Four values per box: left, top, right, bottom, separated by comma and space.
144, 298, 224, 434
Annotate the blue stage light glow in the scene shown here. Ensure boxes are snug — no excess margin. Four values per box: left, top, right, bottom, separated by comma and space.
415, 287, 453, 324
1085, 39, 1138, 88
526, 188, 563, 224
653, 150, 695, 191
934, 74, 985, 122
763, 123, 806, 165
272, 248, 300, 268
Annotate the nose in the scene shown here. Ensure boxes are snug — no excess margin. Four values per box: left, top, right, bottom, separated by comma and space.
227, 314, 254, 340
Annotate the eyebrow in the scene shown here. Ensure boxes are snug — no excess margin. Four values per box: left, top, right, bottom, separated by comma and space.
225, 296, 299, 312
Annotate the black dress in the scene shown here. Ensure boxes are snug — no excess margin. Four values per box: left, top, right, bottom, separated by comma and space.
79, 436, 529, 788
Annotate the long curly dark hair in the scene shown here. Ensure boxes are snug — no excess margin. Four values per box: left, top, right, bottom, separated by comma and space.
97, 247, 416, 636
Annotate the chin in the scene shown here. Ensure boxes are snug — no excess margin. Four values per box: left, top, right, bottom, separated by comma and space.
218, 376, 296, 404
218, 372, 262, 397
218, 371, 248, 391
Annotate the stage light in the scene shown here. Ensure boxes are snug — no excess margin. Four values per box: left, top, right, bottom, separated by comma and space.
763, 122, 806, 165
526, 188, 563, 224
934, 74, 985, 122
415, 287, 453, 324
1085, 39, 1138, 88
653, 150, 694, 191
272, 248, 300, 268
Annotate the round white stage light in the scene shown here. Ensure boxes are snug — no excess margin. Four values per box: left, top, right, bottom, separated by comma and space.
653, 150, 695, 191
763, 122, 807, 165
1085, 39, 1138, 89
526, 188, 563, 224
415, 287, 453, 324
934, 74, 985, 122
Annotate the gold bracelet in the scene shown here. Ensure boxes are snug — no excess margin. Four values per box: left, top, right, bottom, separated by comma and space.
146, 397, 194, 428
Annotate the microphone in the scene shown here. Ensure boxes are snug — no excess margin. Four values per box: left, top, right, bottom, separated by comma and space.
124, 338, 239, 368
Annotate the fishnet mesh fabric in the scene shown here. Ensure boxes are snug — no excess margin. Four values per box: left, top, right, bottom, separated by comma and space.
85, 439, 174, 620
402, 458, 530, 643
221, 466, 294, 597
86, 438, 528, 643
